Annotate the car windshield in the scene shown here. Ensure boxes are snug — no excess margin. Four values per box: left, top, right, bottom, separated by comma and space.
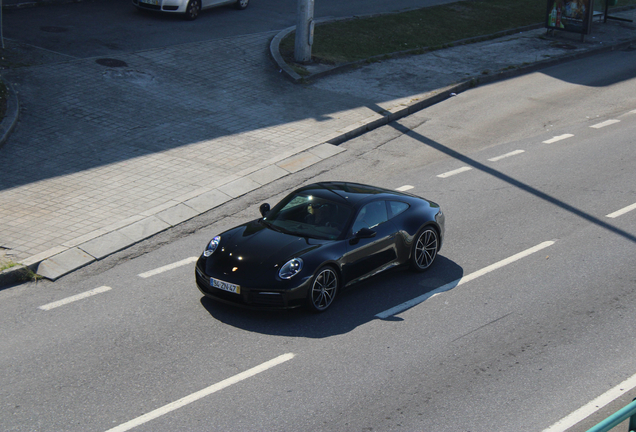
264, 193, 352, 240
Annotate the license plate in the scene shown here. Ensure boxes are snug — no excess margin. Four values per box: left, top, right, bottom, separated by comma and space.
211, 277, 240, 294
140, 0, 159, 5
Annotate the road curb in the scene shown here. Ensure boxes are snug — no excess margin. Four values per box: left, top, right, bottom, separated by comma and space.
0, 264, 34, 291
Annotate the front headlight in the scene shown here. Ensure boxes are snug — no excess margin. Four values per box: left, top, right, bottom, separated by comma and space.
279, 258, 303, 279
203, 235, 221, 257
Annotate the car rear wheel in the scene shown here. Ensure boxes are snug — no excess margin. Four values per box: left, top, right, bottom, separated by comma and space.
410, 227, 439, 272
235, 0, 249, 9
184, 0, 200, 20
307, 267, 339, 312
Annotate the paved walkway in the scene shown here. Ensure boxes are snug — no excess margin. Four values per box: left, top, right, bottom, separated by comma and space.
1, 8, 635, 284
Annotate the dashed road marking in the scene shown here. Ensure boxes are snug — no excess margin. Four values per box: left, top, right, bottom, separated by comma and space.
590, 119, 620, 129
606, 202, 636, 219
105, 353, 295, 432
437, 167, 472, 178
396, 185, 414, 192
543, 134, 574, 144
376, 241, 556, 319
488, 150, 525, 162
38, 286, 112, 311
138, 257, 198, 278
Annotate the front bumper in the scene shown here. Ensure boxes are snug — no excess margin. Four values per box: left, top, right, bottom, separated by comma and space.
195, 259, 310, 310
132, 0, 186, 13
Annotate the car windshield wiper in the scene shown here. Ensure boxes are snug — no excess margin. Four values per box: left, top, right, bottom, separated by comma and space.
262, 219, 295, 235
260, 219, 279, 231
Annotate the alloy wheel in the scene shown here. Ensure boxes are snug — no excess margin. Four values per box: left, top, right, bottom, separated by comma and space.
309, 267, 338, 312
185, 0, 200, 20
413, 228, 438, 271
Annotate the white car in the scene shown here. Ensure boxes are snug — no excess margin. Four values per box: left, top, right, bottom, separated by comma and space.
133, 0, 249, 20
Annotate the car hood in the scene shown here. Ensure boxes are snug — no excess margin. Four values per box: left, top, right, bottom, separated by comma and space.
204, 220, 321, 282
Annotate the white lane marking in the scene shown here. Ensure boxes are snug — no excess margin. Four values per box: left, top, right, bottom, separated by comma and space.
590, 119, 620, 129
541, 373, 636, 432
396, 185, 414, 192
488, 150, 525, 162
105, 353, 295, 432
437, 166, 472, 178
376, 241, 555, 319
138, 257, 198, 278
543, 134, 574, 144
606, 202, 636, 218
38, 286, 112, 311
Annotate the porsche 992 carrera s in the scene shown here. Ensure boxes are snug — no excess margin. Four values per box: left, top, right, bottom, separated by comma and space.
195, 182, 444, 312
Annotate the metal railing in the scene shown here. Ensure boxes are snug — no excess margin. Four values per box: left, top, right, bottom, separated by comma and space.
586, 399, 636, 432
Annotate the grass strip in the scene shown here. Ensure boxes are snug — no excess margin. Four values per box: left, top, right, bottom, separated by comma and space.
280, 0, 634, 65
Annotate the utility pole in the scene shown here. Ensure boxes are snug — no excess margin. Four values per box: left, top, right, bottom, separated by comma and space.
294, 0, 315, 64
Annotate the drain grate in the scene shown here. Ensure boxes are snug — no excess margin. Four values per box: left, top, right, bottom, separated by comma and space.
96, 58, 128, 68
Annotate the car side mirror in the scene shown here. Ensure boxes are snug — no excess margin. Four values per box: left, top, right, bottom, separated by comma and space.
259, 203, 270, 217
355, 227, 377, 239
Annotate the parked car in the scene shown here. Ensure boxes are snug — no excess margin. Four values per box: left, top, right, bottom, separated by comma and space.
195, 182, 445, 312
132, 0, 249, 20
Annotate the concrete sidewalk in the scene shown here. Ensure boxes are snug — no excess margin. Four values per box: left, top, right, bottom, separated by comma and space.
1, 8, 635, 286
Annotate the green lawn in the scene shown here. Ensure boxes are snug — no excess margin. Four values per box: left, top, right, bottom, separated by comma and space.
280, 0, 635, 65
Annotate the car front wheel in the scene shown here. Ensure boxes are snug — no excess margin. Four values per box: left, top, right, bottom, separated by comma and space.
307, 267, 339, 312
410, 227, 439, 272
184, 0, 200, 20
235, 0, 249, 9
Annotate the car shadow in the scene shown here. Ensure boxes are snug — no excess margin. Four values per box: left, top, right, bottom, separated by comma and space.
199, 255, 463, 338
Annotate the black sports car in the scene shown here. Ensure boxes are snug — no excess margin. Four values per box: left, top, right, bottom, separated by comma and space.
195, 182, 445, 312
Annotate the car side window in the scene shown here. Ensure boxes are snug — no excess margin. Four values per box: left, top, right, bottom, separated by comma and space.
352, 201, 388, 233
388, 201, 409, 219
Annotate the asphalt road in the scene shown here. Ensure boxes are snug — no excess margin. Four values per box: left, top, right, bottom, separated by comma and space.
2, 0, 454, 58
0, 50, 635, 431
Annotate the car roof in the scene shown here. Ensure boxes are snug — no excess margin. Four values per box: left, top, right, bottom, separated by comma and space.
296, 182, 414, 207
